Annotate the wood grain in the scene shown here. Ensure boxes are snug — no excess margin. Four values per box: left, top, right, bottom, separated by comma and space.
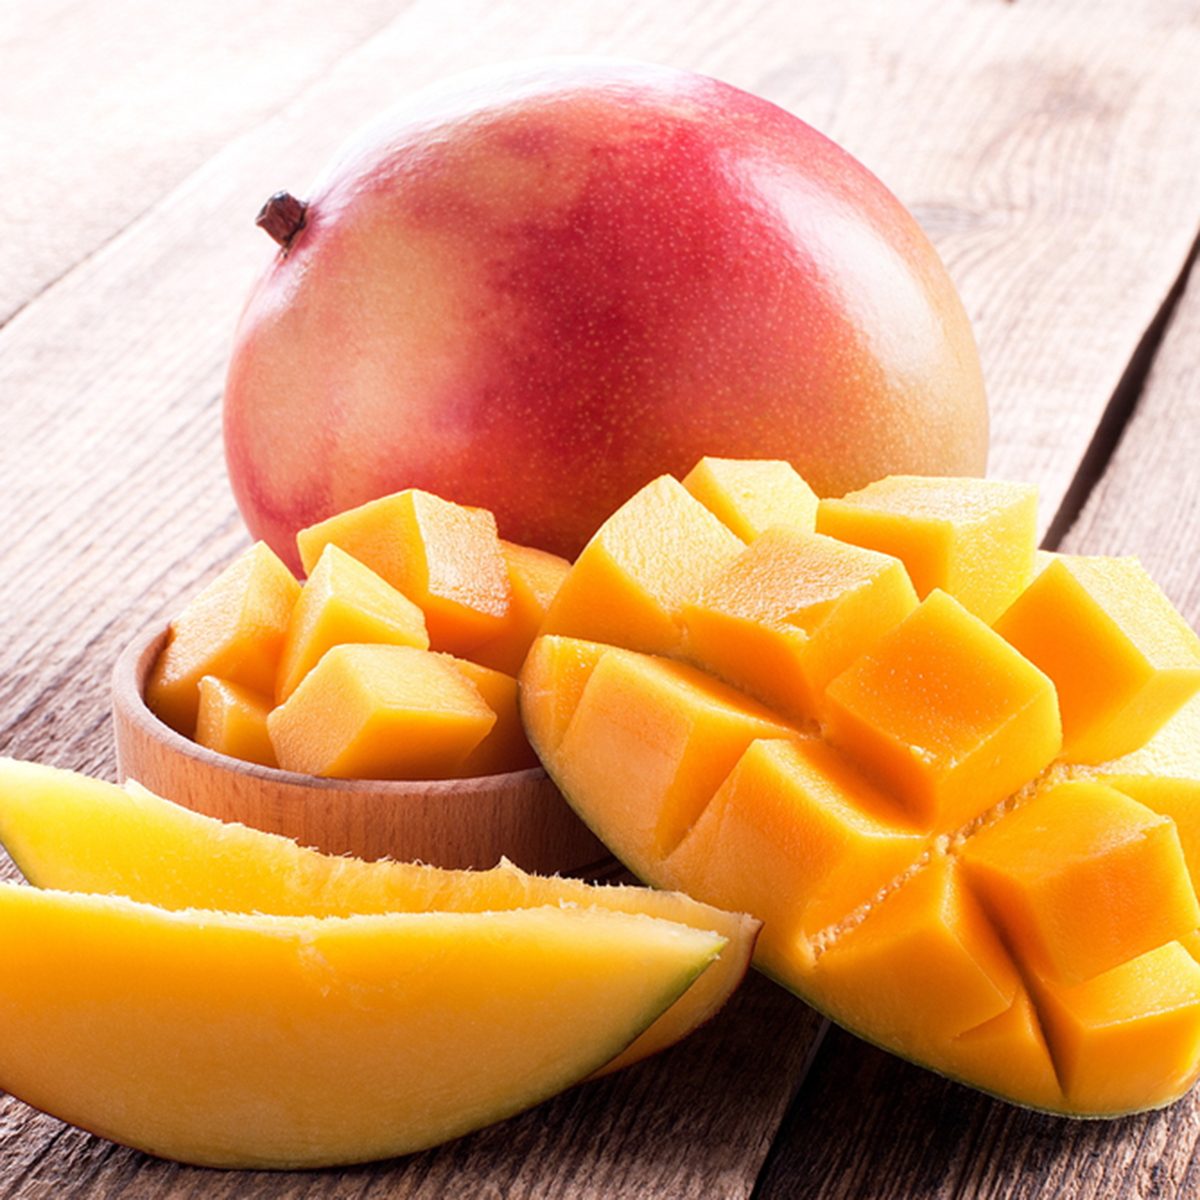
0, 0, 409, 325
3, 0, 1200, 1196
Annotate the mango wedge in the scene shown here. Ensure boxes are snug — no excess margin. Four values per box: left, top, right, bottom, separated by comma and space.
0, 759, 758, 1079
525, 464, 1200, 1116
0, 880, 721, 1168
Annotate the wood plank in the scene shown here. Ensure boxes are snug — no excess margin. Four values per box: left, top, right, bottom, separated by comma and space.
0, 0, 409, 324
2, 0, 1199, 1195
753, 230, 1200, 1200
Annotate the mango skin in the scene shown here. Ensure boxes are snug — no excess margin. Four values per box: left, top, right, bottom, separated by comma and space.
224, 58, 987, 566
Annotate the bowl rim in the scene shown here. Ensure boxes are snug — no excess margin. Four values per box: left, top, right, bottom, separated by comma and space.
112, 623, 551, 795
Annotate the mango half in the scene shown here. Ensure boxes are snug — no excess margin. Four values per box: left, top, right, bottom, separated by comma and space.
523, 460, 1200, 1116
0, 760, 750, 1168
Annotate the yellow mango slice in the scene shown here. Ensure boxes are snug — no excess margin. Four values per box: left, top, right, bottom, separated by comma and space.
441, 657, 538, 776
994, 556, 1200, 763
808, 859, 1021, 1050
523, 461, 1200, 1115
267, 644, 495, 779
681, 530, 918, 723
823, 590, 1062, 832
471, 541, 570, 675
0, 760, 758, 1082
296, 489, 511, 655
1032, 943, 1200, 1114
0, 880, 721, 1168
194, 677, 276, 768
961, 780, 1198, 984
275, 543, 429, 701
666, 738, 923, 967
554, 649, 795, 863
146, 543, 299, 736
816, 475, 1038, 621
540, 475, 744, 656
682, 456, 818, 540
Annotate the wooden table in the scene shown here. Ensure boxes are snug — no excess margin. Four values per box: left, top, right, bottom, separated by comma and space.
3, 1, 1199, 1195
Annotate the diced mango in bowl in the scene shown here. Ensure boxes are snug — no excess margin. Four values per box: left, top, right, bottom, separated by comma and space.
522, 458, 1200, 1116
146, 489, 568, 779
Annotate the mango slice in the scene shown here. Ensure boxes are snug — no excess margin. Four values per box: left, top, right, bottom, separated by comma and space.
267, 644, 495, 779
276, 543, 429, 701
682, 456, 818, 540
471, 541, 571, 675
0, 879, 721, 1168
816, 475, 1038, 621
297, 489, 511, 655
994, 555, 1200, 763
680, 530, 918, 723
146, 542, 300, 736
194, 676, 277, 768
522, 462, 1200, 1115
0, 760, 758, 1082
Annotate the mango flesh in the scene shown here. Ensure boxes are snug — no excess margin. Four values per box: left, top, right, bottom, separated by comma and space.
194, 676, 277, 768
150, 491, 565, 778
0, 879, 721, 1168
0, 759, 758, 1082
524, 464, 1200, 1115
146, 542, 300, 736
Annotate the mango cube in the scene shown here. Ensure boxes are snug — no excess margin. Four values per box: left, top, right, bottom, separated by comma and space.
296, 490, 511, 655
1033, 943, 1200, 1113
681, 530, 918, 722
960, 781, 1199, 984
824, 591, 1062, 832
194, 677, 277, 769
147, 543, 300, 736
441, 657, 538, 777
666, 738, 924, 965
816, 476, 1037, 622
540, 475, 743, 656
994, 556, 1200, 763
809, 859, 1020, 1046
471, 542, 570, 676
682, 457, 818, 541
267, 645, 495, 779
554, 650, 794, 862
275, 545, 429, 701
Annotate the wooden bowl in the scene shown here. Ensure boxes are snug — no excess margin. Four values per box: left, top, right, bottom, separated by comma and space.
111, 627, 611, 874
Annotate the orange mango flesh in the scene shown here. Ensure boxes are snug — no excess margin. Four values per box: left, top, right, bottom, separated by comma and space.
524, 463, 1200, 1115
993, 555, 1200, 763
275, 543, 429, 701
682, 456, 819, 541
296, 489, 511, 655
0, 879, 721, 1169
146, 543, 300, 736
150, 492, 570, 779
823, 590, 1062, 832
440, 657, 538, 776
471, 541, 570, 675
194, 677, 277, 769
0, 760, 757, 1085
816, 475, 1038, 622
680, 530, 918, 723
540, 474, 744, 656
267, 644, 495, 779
